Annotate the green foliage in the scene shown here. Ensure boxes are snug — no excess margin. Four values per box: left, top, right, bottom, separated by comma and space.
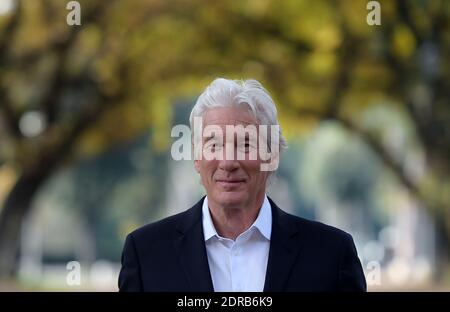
0, 0, 449, 272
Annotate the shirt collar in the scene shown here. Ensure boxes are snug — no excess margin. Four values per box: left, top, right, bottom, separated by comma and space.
202, 195, 272, 241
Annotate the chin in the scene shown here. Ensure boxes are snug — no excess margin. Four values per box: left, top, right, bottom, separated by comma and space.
215, 191, 248, 208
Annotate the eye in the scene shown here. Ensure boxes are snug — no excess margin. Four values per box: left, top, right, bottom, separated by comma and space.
205, 141, 223, 152
239, 142, 251, 153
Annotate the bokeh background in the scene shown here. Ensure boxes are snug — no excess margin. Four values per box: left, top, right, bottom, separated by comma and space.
0, 0, 449, 291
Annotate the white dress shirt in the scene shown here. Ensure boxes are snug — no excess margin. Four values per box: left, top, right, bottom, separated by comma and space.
202, 195, 272, 292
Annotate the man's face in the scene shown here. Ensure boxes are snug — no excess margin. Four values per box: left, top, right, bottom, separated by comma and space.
194, 106, 268, 209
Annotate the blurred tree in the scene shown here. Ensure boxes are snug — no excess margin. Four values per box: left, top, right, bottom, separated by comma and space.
0, 0, 449, 278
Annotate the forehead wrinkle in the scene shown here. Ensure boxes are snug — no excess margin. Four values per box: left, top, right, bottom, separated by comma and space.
203, 121, 257, 129
202, 107, 257, 126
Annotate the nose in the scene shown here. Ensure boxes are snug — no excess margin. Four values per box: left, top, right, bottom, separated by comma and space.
218, 159, 240, 172
216, 142, 240, 172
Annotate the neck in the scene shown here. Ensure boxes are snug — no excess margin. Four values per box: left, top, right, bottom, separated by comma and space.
208, 194, 265, 240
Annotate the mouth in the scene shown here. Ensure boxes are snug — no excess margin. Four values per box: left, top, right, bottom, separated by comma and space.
215, 179, 246, 188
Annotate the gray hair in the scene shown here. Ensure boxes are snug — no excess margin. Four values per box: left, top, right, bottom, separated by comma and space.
189, 78, 287, 182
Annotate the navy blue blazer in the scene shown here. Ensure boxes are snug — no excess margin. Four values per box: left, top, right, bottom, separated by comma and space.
118, 197, 367, 292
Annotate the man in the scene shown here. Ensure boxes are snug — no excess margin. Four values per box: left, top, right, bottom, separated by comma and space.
118, 78, 367, 292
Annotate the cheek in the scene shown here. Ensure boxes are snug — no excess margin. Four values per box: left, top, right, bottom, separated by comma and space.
240, 160, 263, 177
199, 161, 218, 179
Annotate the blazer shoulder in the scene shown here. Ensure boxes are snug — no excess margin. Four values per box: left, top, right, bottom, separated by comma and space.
127, 197, 204, 246
127, 209, 187, 245
279, 209, 354, 243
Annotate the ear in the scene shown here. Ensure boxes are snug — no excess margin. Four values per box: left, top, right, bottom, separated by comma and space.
260, 151, 280, 172
194, 160, 201, 173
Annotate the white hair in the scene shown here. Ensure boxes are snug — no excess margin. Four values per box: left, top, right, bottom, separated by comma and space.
189, 78, 287, 183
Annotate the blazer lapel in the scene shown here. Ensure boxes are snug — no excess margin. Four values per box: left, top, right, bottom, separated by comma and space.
174, 197, 214, 292
264, 198, 304, 292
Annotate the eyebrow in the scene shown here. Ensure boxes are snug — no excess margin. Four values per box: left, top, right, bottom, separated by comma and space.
203, 135, 252, 145
203, 135, 217, 144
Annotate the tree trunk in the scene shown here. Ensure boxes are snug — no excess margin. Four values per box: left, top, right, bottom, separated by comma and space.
0, 168, 51, 278
434, 212, 450, 284
0, 92, 116, 278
